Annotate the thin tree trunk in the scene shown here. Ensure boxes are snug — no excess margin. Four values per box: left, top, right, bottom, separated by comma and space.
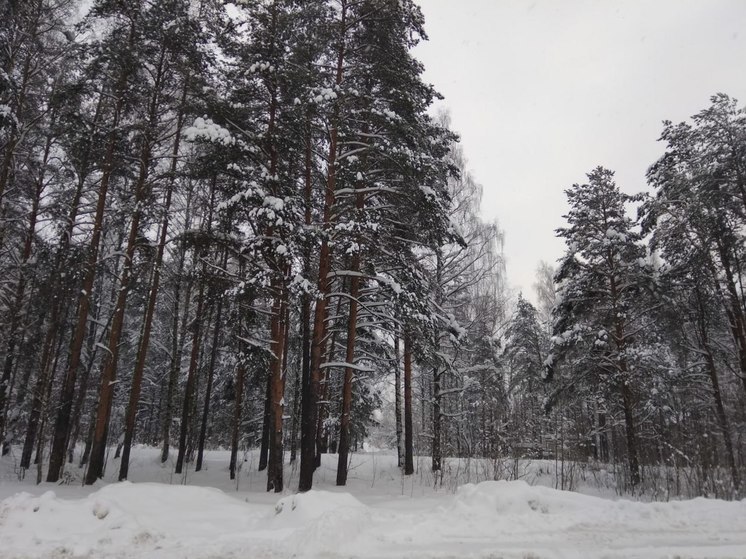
66, 353, 94, 464
258, 357, 271, 468
174, 272, 207, 475
335, 131, 367, 485
266, 285, 287, 492
80, 408, 96, 467
432, 358, 442, 473
229, 355, 246, 480
431, 250, 444, 473
394, 330, 403, 468
161, 246, 192, 462
316, 286, 346, 465
20, 299, 75, 469
336, 256, 361, 486
703, 342, 740, 493
298, 105, 316, 490
66, 304, 108, 464
33, 323, 66, 468
21, 314, 67, 478
608, 258, 641, 488
195, 272, 226, 472
404, 331, 414, 475
289, 336, 302, 463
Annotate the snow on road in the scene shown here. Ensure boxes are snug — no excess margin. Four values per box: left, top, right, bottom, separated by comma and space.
1, 449, 745, 558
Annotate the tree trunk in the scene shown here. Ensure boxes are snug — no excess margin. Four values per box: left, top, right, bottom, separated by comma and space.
394, 331, 403, 468
431, 251, 443, 473
47, 21, 138, 483
161, 246, 192, 463
33, 326, 66, 470
713, 235, 746, 394
120, 77, 187, 479
25, 91, 104, 469
404, 331, 414, 475
432, 359, 442, 473
259, 368, 271, 471
195, 277, 226, 472
229, 354, 246, 480
298, 110, 315, 487
299, 0, 347, 492
266, 285, 288, 492
620, 381, 641, 487
20, 310, 67, 474
315, 289, 345, 466
47, 127, 114, 481
695, 286, 741, 493
20, 297, 73, 470
85, 36, 168, 486
174, 274, 207, 475
336, 256, 361, 486
66, 304, 108, 464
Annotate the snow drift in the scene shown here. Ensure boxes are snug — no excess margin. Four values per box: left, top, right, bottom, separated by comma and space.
1, 479, 745, 558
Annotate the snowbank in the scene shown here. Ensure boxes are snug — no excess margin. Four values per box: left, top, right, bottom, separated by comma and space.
1, 460, 746, 558
269, 491, 369, 556
0, 482, 270, 559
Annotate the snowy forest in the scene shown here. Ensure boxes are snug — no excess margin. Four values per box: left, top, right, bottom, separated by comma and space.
2, 0, 746, 509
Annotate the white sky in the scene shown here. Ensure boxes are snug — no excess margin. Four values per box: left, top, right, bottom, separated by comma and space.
413, 0, 746, 301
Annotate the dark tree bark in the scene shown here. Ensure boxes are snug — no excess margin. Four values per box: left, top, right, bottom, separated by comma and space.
316, 292, 345, 463
289, 339, 302, 463
66, 300, 112, 464
336, 259, 361, 486
195, 268, 226, 472
394, 331, 403, 468
609, 268, 641, 487
258, 368, 271, 471
431, 254, 443, 473
229, 355, 246, 481
174, 275, 207, 475
298, 109, 315, 486
404, 331, 414, 475
619, 381, 641, 487
266, 287, 288, 492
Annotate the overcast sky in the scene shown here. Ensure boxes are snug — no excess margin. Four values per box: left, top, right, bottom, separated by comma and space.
413, 0, 746, 301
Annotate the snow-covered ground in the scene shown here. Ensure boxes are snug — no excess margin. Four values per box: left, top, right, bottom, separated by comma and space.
1, 447, 745, 558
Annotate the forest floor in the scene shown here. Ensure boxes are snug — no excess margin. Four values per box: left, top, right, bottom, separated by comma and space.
1, 447, 745, 558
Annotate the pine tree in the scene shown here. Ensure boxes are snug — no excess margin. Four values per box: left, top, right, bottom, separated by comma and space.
503, 295, 548, 454
47, 1, 144, 482
548, 167, 651, 487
